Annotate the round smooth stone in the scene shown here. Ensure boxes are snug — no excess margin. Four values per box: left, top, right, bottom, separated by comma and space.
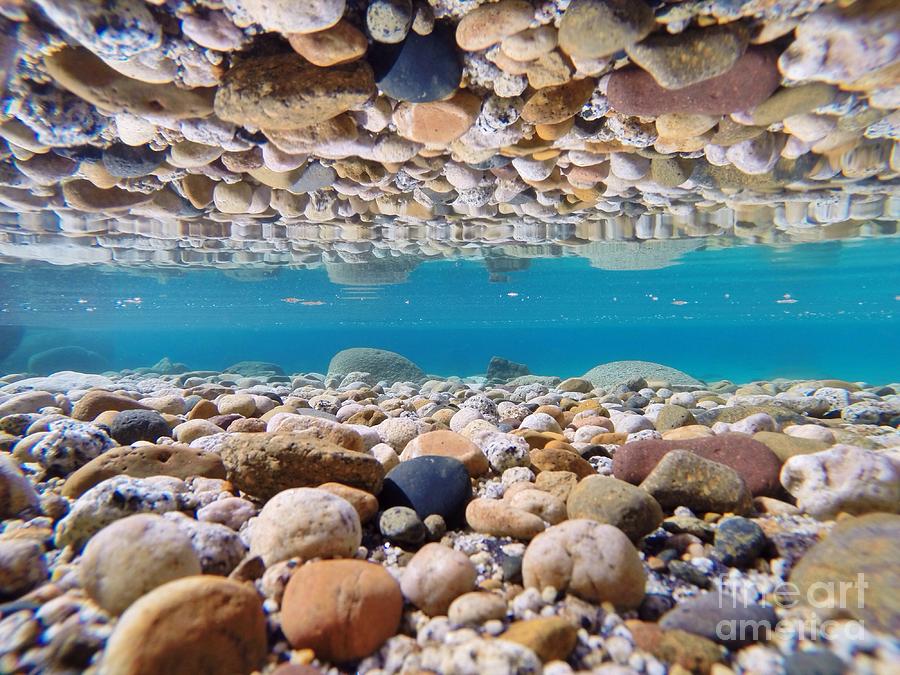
102, 143, 165, 178
370, 22, 462, 103
379, 455, 472, 524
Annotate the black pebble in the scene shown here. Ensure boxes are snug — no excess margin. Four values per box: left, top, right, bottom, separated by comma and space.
714, 516, 767, 567
102, 143, 166, 178
109, 409, 171, 445
379, 455, 471, 524
784, 650, 848, 675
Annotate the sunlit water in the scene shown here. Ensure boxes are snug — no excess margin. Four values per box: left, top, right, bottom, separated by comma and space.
2, 237, 898, 384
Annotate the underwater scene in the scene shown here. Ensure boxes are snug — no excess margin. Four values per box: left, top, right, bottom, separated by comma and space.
0, 0, 899, 674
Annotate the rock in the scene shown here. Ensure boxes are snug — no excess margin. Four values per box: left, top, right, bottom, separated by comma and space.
790, 513, 898, 634
522, 519, 645, 609
379, 506, 427, 546
507, 488, 566, 525
640, 449, 753, 515
380, 455, 471, 524
28, 346, 108, 376
32, 419, 114, 476
0, 454, 40, 518
247, 487, 360, 566
72, 390, 149, 421
612, 434, 782, 497
655, 405, 696, 432
318, 482, 378, 523
0, 540, 47, 599
583, 360, 702, 390
288, 21, 368, 67
79, 514, 201, 615
163, 514, 246, 576
370, 22, 463, 103
529, 446, 595, 478
783, 651, 848, 675
419, 637, 541, 673
559, 0, 655, 59
659, 592, 778, 648
173, 419, 222, 443
747, 84, 837, 126
780, 445, 900, 519
608, 48, 781, 116
394, 91, 480, 145
109, 409, 170, 445
500, 617, 578, 662
534, 470, 578, 502
376, 417, 420, 452
400, 542, 477, 615
55, 476, 193, 550
521, 78, 596, 125
214, 55, 375, 131
328, 347, 425, 383
465, 497, 546, 539
197, 496, 257, 530
220, 433, 384, 500
558, 377, 593, 393
455, 0, 533, 51
102, 144, 165, 178
282, 559, 403, 662
267, 414, 364, 452
752, 431, 830, 462
448, 591, 508, 626
367, 0, 413, 44
626, 621, 724, 674
626, 24, 749, 90
401, 430, 489, 477
217, 394, 257, 417
63, 444, 225, 498
240, 0, 345, 34
0, 392, 56, 416
566, 475, 663, 542
99, 576, 266, 675
714, 516, 766, 568
472, 431, 531, 473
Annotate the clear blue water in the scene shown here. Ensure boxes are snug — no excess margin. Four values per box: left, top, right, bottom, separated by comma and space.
2, 237, 898, 384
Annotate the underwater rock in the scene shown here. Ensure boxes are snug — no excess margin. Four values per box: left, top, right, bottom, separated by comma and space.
328, 347, 425, 384
486, 356, 530, 382
583, 360, 703, 390
27, 346, 108, 376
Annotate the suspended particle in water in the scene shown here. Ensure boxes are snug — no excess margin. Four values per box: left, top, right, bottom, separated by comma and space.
650, 296, 658, 301
776, 293, 797, 304
404, 300, 410, 305
671, 299, 688, 306
506, 292, 519, 297
77, 298, 88, 304
724, 293, 731, 299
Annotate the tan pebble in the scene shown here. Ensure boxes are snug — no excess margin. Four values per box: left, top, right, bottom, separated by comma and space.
288, 20, 368, 67
213, 181, 253, 214
168, 141, 223, 169
401, 429, 489, 477
456, 0, 535, 52
522, 78, 596, 125
393, 91, 481, 146
535, 118, 574, 141
500, 617, 578, 662
465, 498, 546, 540
186, 399, 219, 420
448, 591, 508, 626
247, 166, 303, 190
317, 482, 379, 523
400, 543, 477, 616
173, 419, 222, 444
502, 26, 557, 61
526, 51, 573, 89
655, 113, 720, 138
62, 181, 154, 212
507, 488, 567, 524
489, 49, 533, 76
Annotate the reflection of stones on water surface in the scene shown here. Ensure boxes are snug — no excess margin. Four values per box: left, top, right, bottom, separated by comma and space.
325, 255, 419, 286
580, 239, 705, 271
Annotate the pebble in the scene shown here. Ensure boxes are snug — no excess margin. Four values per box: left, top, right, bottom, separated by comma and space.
455, 0, 534, 52
0, 540, 47, 599
379, 506, 427, 546
380, 455, 472, 524
400, 543, 477, 616
282, 559, 403, 661
79, 514, 201, 614
371, 22, 463, 103
108, 409, 170, 445
101, 144, 165, 178
0, 455, 40, 518
465, 497, 546, 539
448, 591, 508, 626
522, 519, 646, 608
393, 91, 481, 146
367, 0, 413, 44
566, 475, 664, 542
559, 0, 655, 60
500, 616, 578, 662
713, 516, 767, 568
240, 0, 345, 34
659, 592, 778, 648
247, 487, 360, 565
522, 78, 596, 125
288, 21, 368, 67
100, 576, 267, 674
400, 429, 489, 476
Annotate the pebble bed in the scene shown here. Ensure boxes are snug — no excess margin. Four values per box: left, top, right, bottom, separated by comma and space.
0, 0, 898, 269
0, 351, 898, 674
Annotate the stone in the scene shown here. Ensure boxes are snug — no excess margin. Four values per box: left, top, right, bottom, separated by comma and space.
448, 591, 508, 626
240, 0, 345, 34
780, 445, 900, 519
400, 542, 477, 615
507, 488, 566, 525
566, 475, 663, 542
0, 455, 40, 518
328, 347, 424, 383
282, 559, 403, 662
0, 540, 47, 599
626, 621, 724, 674
659, 592, 778, 648
472, 431, 531, 472
99, 576, 266, 675
173, 419, 222, 443
220, 433, 383, 500
380, 455, 472, 524
267, 414, 364, 452
197, 496, 257, 530
214, 55, 375, 131
534, 470, 578, 502
626, 24, 749, 90
289, 20, 368, 67
583, 360, 702, 390
714, 516, 766, 568
72, 390, 149, 421
0, 392, 56, 417
367, 0, 413, 44
502, 26, 557, 62
247, 487, 361, 566
608, 48, 781, 116
752, 431, 830, 462
655, 405, 696, 432
747, 84, 837, 126
456, 0, 533, 51
640, 450, 753, 515
32, 419, 114, 477
79, 514, 201, 615
559, 0, 655, 59
102, 144, 165, 178
318, 482, 378, 523
63, 444, 225, 498
379, 506, 427, 546
401, 429, 489, 477
613, 434, 782, 497
465, 498, 546, 539
521, 78, 596, 125
370, 22, 463, 103
783, 651, 848, 675
500, 617, 578, 662
394, 92, 481, 146
108, 409, 170, 445
557, 378, 593, 393
529, 446, 595, 478
522, 519, 645, 609
790, 513, 898, 634
163, 514, 246, 576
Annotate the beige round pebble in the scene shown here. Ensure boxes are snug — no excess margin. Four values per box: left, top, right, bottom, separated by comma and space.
400, 543, 477, 616
448, 591, 508, 626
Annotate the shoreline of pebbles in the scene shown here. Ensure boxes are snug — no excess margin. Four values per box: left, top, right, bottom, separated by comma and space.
0, 350, 898, 674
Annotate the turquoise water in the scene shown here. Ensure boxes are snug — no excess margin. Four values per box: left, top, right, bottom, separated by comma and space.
2, 237, 899, 383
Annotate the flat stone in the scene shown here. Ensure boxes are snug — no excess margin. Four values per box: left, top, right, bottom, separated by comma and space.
267, 413, 365, 452
566, 475, 663, 542
752, 431, 830, 462
282, 559, 403, 662
393, 91, 481, 145
660, 592, 778, 648
607, 48, 781, 116
612, 433, 782, 497
714, 516, 767, 568
500, 617, 578, 662
220, 432, 384, 500
400, 429, 489, 476
371, 22, 462, 103
109, 409, 170, 445
102, 144, 165, 178
626, 621, 724, 674
214, 54, 375, 131
0, 540, 47, 599
380, 455, 472, 524
747, 84, 838, 126
62, 181, 154, 212
288, 20, 368, 66
240, 0, 345, 34
522, 78, 596, 125
448, 591, 508, 626
455, 0, 534, 52
0, 455, 42, 518
529, 446, 595, 478
626, 24, 749, 90
559, 0, 655, 59
100, 576, 267, 675
655, 404, 696, 432
640, 449, 754, 515
71, 390, 149, 421
465, 497, 546, 540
